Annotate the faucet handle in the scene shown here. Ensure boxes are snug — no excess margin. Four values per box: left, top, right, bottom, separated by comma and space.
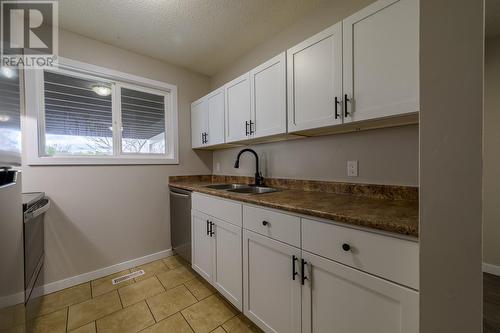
256, 172, 264, 186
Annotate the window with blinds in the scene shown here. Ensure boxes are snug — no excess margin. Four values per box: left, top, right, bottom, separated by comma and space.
43, 71, 113, 156
38, 69, 171, 160
0, 68, 21, 155
121, 87, 166, 154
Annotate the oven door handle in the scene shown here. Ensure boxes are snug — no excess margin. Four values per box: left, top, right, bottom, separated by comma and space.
25, 199, 50, 221
169, 191, 190, 198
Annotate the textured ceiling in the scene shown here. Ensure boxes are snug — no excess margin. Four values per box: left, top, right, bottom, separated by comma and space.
486, 0, 500, 39
58, 0, 329, 76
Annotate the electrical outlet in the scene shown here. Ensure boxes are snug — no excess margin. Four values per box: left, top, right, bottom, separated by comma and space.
347, 160, 358, 177
216, 162, 221, 172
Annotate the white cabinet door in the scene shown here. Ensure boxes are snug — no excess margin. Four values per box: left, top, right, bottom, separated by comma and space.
207, 88, 225, 146
191, 98, 208, 148
213, 218, 242, 310
287, 23, 343, 132
250, 52, 287, 139
225, 73, 252, 143
301, 250, 419, 333
191, 210, 213, 281
343, 0, 419, 123
243, 230, 301, 333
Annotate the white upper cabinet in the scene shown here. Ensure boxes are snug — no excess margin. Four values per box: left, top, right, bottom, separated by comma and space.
191, 88, 225, 149
250, 52, 287, 139
191, 98, 208, 149
224, 52, 287, 143
287, 23, 343, 132
286, 0, 419, 132
301, 251, 418, 333
191, 0, 419, 146
343, 0, 419, 122
206, 88, 225, 145
225, 73, 252, 143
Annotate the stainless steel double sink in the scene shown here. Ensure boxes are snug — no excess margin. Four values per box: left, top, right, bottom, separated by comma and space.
205, 183, 279, 195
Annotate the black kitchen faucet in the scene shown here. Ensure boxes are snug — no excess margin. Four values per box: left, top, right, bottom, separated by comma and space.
233, 148, 264, 187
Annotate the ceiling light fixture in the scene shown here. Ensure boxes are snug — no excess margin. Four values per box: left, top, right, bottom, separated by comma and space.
0, 115, 11, 122
91, 85, 112, 96
0, 67, 16, 79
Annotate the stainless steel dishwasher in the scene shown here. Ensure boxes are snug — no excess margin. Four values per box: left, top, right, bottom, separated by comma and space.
169, 186, 192, 263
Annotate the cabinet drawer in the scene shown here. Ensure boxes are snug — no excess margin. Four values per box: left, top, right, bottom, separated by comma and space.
243, 205, 300, 247
301, 218, 419, 289
192, 193, 242, 226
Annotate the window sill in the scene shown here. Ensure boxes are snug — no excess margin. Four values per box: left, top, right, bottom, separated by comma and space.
26, 156, 179, 166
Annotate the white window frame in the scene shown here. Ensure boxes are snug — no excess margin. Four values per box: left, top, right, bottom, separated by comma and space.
24, 57, 179, 165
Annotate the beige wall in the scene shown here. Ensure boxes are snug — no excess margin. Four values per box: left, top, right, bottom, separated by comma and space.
210, 0, 418, 187
484, 35, 500, 268
21, 30, 213, 285
214, 125, 419, 186
419, 0, 483, 331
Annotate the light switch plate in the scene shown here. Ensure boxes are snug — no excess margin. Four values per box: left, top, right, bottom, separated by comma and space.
347, 160, 358, 177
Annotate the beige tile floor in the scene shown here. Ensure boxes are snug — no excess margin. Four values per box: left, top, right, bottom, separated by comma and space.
2, 255, 262, 333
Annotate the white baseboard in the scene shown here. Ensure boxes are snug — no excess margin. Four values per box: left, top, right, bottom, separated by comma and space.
38, 249, 173, 296
0, 291, 25, 309
483, 262, 500, 276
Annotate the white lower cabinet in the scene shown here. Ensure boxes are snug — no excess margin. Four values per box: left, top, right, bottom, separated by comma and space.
301, 250, 419, 333
191, 210, 213, 281
243, 230, 301, 333
213, 218, 242, 310
191, 209, 243, 310
192, 194, 419, 333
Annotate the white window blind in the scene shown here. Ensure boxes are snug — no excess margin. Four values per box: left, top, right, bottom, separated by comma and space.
43, 71, 114, 156
120, 87, 166, 154
0, 68, 21, 154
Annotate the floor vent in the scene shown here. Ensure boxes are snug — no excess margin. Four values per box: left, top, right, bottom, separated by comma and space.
112, 270, 145, 285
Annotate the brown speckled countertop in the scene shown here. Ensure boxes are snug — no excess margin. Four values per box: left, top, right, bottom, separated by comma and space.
169, 175, 419, 238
